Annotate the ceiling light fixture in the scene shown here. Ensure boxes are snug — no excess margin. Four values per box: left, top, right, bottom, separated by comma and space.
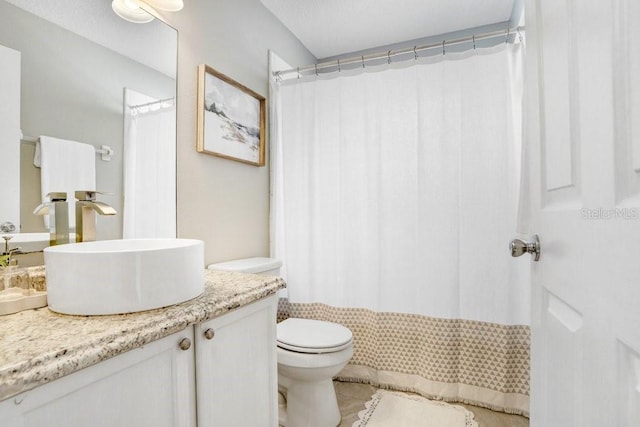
112, 0, 154, 24
145, 0, 184, 12
112, 0, 184, 24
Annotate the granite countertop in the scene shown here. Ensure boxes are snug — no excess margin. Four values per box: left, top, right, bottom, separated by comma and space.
0, 270, 285, 401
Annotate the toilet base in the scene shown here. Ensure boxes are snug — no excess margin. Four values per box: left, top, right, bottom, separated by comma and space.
279, 377, 341, 427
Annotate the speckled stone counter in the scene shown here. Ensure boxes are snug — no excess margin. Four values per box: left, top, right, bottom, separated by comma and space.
0, 270, 285, 401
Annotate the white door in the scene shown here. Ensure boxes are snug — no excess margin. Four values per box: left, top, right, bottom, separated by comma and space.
525, 0, 640, 426
0, 44, 21, 229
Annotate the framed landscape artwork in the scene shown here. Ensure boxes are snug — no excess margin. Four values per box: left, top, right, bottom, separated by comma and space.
196, 64, 266, 166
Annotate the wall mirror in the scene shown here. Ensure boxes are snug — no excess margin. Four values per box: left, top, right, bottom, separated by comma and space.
0, 0, 177, 253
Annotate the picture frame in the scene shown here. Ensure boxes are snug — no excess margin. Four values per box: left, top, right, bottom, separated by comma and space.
196, 64, 266, 166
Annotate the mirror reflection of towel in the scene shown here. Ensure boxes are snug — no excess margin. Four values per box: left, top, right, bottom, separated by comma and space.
38, 135, 96, 229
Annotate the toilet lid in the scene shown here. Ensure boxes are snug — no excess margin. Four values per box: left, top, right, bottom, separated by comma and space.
277, 318, 353, 354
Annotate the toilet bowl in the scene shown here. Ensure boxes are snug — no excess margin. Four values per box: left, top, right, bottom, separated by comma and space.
277, 317, 353, 427
208, 258, 354, 427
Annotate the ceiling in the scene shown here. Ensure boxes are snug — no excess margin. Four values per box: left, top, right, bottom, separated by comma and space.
260, 0, 517, 59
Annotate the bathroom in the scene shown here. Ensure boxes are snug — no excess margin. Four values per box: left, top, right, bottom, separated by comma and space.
1, 0, 639, 426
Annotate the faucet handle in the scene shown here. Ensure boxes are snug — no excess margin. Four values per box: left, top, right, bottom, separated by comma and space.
46, 192, 67, 201
75, 190, 112, 201
75, 190, 97, 201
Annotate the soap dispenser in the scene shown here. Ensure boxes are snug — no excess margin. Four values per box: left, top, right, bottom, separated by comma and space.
33, 192, 70, 246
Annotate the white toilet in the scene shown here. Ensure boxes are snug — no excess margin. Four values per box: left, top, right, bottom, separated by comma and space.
208, 257, 354, 427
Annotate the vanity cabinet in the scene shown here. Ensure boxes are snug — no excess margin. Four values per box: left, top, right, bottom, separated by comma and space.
0, 294, 279, 427
194, 295, 278, 427
0, 328, 197, 427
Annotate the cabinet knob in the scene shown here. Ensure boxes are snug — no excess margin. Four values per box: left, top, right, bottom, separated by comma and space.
178, 337, 192, 351
204, 328, 215, 340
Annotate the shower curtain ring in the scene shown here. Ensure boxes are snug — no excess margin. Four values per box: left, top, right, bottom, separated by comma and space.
442, 40, 446, 55
362, 55, 365, 68
414, 46, 418, 60
506, 27, 510, 44
297, 67, 300, 79
387, 50, 391, 64
517, 27, 523, 43
315, 64, 318, 76
473, 35, 476, 50
337, 59, 341, 72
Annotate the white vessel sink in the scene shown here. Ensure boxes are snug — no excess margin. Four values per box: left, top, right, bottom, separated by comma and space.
44, 239, 204, 315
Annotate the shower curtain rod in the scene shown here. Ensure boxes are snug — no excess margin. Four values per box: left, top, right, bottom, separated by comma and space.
274, 25, 525, 79
128, 97, 175, 110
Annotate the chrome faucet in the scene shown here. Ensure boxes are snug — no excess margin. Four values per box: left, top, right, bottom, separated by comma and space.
75, 191, 117, 242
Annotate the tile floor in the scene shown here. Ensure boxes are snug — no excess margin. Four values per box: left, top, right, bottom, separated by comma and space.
334, 381, 530, 427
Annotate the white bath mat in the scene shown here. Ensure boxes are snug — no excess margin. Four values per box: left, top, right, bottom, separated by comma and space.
353, 390, 478, 427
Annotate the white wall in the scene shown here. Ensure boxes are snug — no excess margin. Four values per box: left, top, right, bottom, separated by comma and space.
160, 0, 315, 264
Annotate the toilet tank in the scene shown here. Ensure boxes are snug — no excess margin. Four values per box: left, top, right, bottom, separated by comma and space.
207, 257, 282, 276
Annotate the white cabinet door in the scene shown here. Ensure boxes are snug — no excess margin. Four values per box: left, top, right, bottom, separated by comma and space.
195, 295, 278, 427
526, 0, 640, 425
0, 329, 196, 427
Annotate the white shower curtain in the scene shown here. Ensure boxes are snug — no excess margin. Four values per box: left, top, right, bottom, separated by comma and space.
123, 93, 176, 239
276, 43, 527, 325
272, 43, 530, 415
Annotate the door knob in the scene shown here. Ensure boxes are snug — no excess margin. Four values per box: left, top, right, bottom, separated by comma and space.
0, 221, 16, 233
510, 234, 540, 261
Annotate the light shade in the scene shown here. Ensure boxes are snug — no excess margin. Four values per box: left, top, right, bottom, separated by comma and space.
111, 0, 154, 24
145, 0, 184, 12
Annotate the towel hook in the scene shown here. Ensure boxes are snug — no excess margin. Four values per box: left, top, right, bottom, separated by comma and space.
97, 145, 114, 162
387, 50, 392, 64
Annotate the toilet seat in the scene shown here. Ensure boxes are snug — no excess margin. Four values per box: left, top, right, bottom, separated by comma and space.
277, 318, 353, 354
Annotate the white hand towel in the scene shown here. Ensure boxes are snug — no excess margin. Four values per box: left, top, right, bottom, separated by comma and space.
39, 135, 96, 229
